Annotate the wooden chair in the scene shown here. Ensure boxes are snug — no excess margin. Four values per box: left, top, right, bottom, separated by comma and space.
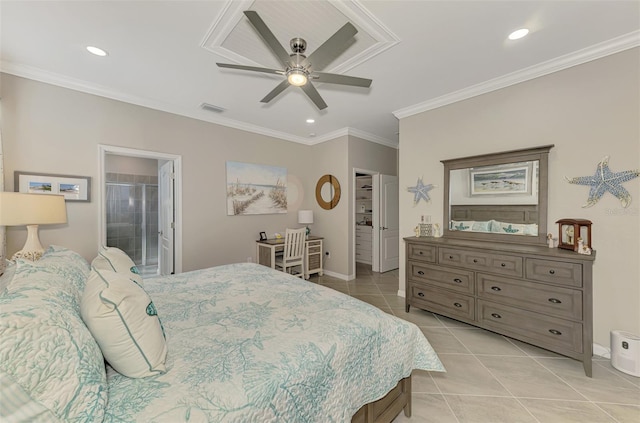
274, 228, 306, 278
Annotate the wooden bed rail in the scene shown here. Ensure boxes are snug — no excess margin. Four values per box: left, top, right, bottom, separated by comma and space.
351, 375, 412, 423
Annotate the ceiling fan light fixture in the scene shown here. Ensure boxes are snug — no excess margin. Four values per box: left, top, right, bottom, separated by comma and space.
287, 70, 308, 87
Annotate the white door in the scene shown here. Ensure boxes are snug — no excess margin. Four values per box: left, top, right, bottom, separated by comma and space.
159, 160, 174, 275
379, 175, 399, 273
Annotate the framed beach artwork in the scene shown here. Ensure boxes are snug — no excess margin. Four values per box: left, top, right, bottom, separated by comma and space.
469, 163, 531, 196
14, 171, 91, 202
226, 162, 287, 215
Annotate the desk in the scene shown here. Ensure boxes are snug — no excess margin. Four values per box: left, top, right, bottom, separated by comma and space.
256, 236, 323, 279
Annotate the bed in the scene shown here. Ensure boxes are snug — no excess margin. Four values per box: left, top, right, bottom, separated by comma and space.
0, 246, 444, 423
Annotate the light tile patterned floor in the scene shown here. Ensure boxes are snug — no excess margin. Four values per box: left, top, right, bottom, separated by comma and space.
309, 263, 640, 423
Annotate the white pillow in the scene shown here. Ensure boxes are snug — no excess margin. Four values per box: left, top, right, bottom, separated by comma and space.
92, 247, 143, 286
81, 268, 167, 378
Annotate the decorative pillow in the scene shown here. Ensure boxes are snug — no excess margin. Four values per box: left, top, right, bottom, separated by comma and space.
92, 246, 143, 286
81, 267, 167, 378
0, 252, 107, 423
450, 220, 489, 232
489, 221, 538, 236
0, 261, 16, 292
450, 220, 473, 231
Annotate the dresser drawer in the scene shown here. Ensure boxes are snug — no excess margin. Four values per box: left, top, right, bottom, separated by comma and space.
477, 273, 582, 320
407, 243, 436, 263
478, 300, 583, 353
409, 262, 474, 294
526, 259, 582, 287
307, 241, 322, 254
439, 248, 523, 277
410, 284, 475, 321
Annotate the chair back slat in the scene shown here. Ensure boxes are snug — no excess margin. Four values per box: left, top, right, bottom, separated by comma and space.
284, 228, 306, 260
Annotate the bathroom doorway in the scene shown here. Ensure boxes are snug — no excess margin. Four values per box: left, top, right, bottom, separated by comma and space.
99, 145, 182, 276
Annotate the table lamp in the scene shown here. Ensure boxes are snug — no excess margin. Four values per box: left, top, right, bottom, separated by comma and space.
0, 192, 67, 261
298, 210, 313, 237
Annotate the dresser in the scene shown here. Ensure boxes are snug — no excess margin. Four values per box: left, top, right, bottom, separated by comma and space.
404, 236, 596, 376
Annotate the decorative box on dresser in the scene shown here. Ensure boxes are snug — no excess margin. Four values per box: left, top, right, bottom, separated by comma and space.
404, 236, 596, 376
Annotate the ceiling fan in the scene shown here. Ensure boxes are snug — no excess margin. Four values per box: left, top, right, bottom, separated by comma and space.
216, 10, 372, 110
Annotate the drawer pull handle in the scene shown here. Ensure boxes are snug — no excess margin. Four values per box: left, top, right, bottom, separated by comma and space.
453, 302, 462, 308
491, 286, 502, 291
453, 278, 462, 283
549, 329, 562, 336
549, 270, 556, 275
548, 298, 562, 304
449, 255, 454, 259
418, 292, 425, 297
501, 263, 506, 267
419, 251, 424, 255
491, 313, 502, 319
473, 259, 478, 263
417, 271, 425, 275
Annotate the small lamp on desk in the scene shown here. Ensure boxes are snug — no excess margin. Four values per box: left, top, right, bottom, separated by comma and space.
0, 192, 67, 261
298, 210, 313, 237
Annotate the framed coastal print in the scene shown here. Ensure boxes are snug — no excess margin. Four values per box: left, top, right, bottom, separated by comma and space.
14, 171, 91, 202
226, 162, 287, 215
469, 163, 531, 196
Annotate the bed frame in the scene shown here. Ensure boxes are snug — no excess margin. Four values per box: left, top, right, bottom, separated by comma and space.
351, 376, 411, 423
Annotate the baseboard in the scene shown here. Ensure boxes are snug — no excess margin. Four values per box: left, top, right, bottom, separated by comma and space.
322, 269, 349, 281
593, 343, 611, 359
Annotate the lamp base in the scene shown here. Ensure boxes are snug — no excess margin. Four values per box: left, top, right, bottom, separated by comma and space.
11, 224, 45, 261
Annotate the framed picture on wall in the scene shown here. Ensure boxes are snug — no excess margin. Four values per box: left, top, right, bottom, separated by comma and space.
469, 163, 531, 196
14, 171, 91, 202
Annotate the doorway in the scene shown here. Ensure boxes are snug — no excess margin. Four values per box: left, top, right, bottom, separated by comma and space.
99, 145, 182, 276
353, 170, 399, 277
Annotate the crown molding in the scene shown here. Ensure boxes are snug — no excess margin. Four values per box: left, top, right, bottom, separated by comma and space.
393, 30, 640, 119
0, 61, 395, 147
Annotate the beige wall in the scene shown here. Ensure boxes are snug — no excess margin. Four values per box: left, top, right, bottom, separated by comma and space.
105, 155, 158, 176
1, 74, 315, 271
1, 74, 398, 277
348, 135, 398, 276
398, 48, 640, 348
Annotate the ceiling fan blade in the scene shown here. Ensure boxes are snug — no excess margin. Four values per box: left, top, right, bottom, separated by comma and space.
313, 71, 372, 88
217, 63, 283, 75
243, 11, 291, 67
302, 22, 358, 71
301, 82, 328, 110
261, 80, 290, 103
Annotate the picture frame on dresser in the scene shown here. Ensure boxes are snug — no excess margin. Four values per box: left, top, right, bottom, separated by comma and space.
405, 145, 597, 377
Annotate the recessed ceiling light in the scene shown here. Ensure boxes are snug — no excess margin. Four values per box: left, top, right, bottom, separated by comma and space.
508, 28, 529, 40
306, 118, 315, 124
86, 46, 108, 56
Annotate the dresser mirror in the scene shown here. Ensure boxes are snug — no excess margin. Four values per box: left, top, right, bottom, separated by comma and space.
442, 145, 553, 245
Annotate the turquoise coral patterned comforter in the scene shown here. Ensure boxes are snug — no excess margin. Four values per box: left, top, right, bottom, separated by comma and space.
104, 263, 444, 422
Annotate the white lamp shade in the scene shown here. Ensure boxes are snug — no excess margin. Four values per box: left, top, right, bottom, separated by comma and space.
298, 210, 314, 225
0, 192, 67, 226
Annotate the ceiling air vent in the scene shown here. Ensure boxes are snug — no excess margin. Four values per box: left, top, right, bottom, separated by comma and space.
200, 102, 226, 113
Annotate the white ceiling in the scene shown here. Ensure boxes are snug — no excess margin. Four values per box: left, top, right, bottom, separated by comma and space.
2, 0, 639, 147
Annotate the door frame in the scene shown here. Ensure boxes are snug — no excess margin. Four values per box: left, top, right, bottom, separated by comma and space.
98, 145, 183, 274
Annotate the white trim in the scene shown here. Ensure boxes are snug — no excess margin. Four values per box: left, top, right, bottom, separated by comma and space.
98, 145, 183, 274
0, 61, 395, 147
322, 269, 350, 281
593, 343, 611, 359
393, 30, 640, 119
